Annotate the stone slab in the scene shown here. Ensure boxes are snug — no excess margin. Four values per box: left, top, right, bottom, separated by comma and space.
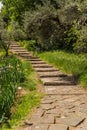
59, 114, 85, 127
33, 108, 44, 117
76, 119, 87, 130
34, 68, 58, 72
49, 124, 68, 130
38, 71, 66, 77
31, 124, 49, 130
40, 104, 55, 110
33, 64, 53, 68
25, 114, 54, 125
41, 77, 74, 86
31, 61, 46, 64
76, 127, 87, 130
25, 116, 42, 125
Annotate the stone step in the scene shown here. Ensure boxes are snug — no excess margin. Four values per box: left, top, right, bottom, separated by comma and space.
43, 81, 74, 86
19, 55, 39, 59
38, 71, 67, 78
10, 44, 20, 47
27, 59, 42, 62
41, 77, 75, 86
32, 64, 53, 68
34, 68, 58, 72
10, 47, 25, 50
10, 49, 26, 52
45, 85, 85, 95
10, 50, 27, 53
10, 46, 23, 48
13, 52, 32, 55
17, 54, 33, 57
41, 76, 74, 82
31, 61, 46, 64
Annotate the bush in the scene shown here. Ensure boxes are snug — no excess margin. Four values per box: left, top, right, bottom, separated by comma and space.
73, 25, 87, 53
7, 22, 27, 41
19, 40, 38, 51
24, 4, 65, 51
0, 56, 24, 124
0, 29, 13, 56
23, 1, 87, 52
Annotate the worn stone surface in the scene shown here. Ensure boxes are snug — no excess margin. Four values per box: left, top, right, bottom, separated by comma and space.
34, 67, 58, 72
75, 127, 87, 130
25, 116, 42, 125
33, 108, 44, 117
38, 71, 66, 77
41, 114, 54, 124
10, 43, 87, 130
49, 124, 68, 130
40, 103, 56, 110
59, 114, 85, 127
75, 119, 87, 130
31, 124, 49, 130
41, 77, 74, 86
32, 64, 53, 68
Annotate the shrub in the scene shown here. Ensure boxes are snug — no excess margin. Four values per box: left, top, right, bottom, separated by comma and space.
7, 22, 27, 41
0, 29, 13, 56
73, 25, 87, 53
19, 40, 38, 51
23, 4, 65, 51
23, 1, 87, 52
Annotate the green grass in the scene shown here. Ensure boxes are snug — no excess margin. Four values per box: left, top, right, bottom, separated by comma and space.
0, 53, 43, 130
37, 50, 87, 87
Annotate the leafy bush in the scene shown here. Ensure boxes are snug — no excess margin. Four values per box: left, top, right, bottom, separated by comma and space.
19, 40, 38, 51
7, 22, 27, 41
0, 30, 13, 56
23, 1, 87, 52
0, 56, 24, 124
73, 25, 87, 53
64, 22, 87, 53
24, 4, 65, 51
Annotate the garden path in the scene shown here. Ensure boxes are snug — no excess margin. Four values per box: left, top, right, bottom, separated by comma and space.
10, 43, 87, 130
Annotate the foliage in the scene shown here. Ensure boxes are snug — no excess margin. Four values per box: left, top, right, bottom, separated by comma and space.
24, 4, 65, 51
0, 18, 13, 56
23, 1, 87, 52
0, 18, 26, 56
73, 25, 87, 53
64, 22, 79, 51
8, 21, 27, 41
0, 30, 13, 56
1, 0, 87, 52
19, 40, 38, 52
0, 56, 24, 124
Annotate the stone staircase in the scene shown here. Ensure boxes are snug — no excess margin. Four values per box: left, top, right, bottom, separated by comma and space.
10, 43, 87, 130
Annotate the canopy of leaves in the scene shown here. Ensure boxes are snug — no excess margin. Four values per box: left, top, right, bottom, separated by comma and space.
0, 0, 87, 52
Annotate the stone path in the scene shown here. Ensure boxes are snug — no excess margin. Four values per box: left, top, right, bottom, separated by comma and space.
10, 43, 87, 130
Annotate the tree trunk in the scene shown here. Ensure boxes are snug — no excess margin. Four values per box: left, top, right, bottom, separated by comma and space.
5, 49, 9, 57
